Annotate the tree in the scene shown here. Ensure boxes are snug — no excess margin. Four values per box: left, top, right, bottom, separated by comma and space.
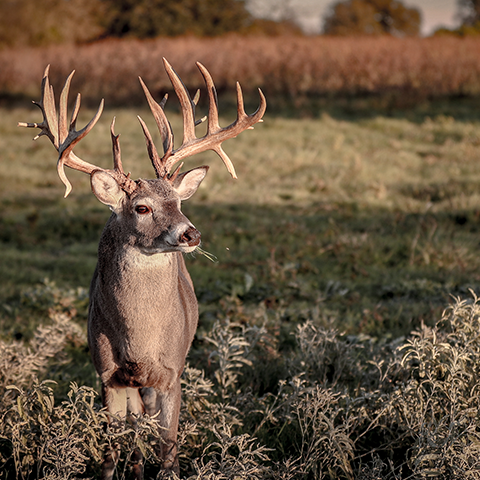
431, 1, 480, 36
323, 0, 421, 36
0, 0, 299, 47
0, 0, 256, 47
457, 0, 480, 25
100, 0, 254, 38
0, 0, 106, 47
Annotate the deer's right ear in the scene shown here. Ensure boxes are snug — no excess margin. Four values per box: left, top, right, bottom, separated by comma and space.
91, 170, 126, 212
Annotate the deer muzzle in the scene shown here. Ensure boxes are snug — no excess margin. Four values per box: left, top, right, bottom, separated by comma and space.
180, 226, 201, 247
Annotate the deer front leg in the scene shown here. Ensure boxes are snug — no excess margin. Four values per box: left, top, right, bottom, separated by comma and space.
101, 385, 127, 480
141, 379, 182, 473
101, 386, 146, 480
126, 387, 146, 479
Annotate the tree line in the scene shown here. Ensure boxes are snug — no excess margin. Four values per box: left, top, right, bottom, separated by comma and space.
0, 0, 299, 47
1, 0, 479, 48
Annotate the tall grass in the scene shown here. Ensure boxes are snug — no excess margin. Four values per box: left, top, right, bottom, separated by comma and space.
2, 36, 480, 107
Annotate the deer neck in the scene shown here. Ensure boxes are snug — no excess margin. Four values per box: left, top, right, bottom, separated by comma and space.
91, 216, 197, 326
97, 242, 185, 291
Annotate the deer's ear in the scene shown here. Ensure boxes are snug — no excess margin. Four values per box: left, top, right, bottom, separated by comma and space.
172, 166, 209, 200
91, 170, 126, 211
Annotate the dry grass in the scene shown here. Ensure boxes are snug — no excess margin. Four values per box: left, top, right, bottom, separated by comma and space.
2, 36, 480, 107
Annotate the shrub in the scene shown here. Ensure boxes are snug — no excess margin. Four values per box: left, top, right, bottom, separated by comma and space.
3, 285, 480, 478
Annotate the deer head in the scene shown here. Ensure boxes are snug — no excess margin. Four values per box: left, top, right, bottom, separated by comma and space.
19, 60, 265, 256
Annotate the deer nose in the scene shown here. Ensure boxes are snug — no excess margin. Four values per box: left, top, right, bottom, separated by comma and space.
180, 226, 201, 246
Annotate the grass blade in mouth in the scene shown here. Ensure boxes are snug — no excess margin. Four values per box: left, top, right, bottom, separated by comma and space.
195, 247, 218, 263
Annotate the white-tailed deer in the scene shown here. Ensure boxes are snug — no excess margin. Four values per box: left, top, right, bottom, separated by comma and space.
19, 59, 266, 478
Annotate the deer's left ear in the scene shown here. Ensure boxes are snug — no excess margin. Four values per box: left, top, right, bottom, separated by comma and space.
172, 166, 209, 200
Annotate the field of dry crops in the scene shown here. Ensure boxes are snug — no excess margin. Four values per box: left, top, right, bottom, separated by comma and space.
2, 35, 480, 107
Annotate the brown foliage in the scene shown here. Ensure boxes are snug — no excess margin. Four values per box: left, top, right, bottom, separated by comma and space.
1, 35, 480, 106
323, 0, 421, 36
0, 0, 106, 47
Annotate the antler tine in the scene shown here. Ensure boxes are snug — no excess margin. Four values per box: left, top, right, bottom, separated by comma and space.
18, 65, 57, 146
137, 114, 166, 178
70, 92, 81, 132
195, 62, 237, 178
162, 58, 197, 154
138, 77, 173, 154
193, 89, 201, 106
197, 62, 220, 134
108, 118, 136, 195
192, 90, 208, 127
59, 70, 75, 146
110, 117, 124, 174
42, 67, 60, 148
138, 76, 173, 176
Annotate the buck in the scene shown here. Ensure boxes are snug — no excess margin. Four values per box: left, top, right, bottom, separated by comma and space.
20, 59, 266, 478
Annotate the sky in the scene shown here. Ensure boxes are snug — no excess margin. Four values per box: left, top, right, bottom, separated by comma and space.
248, 0, 459, 36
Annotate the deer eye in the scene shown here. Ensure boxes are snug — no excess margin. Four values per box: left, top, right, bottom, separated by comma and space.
135, 205, 151, 215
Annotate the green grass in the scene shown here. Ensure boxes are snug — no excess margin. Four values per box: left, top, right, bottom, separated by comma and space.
2, 104, 480, 339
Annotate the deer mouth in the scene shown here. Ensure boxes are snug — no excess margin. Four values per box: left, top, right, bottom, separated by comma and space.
178, 237, 201, 253
140, 226, 201, 254
162, 237, 201, 254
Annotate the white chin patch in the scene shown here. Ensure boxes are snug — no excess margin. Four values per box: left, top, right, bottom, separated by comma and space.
180, 245, 198, 254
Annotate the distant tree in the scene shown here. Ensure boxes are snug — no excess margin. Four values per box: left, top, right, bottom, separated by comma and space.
0, 0, 302, 47
0, 0, 106, 47
100, 0, 254, 38
323, 0, 421, 36
457, 0, 480, 25
432, 0, 480, 36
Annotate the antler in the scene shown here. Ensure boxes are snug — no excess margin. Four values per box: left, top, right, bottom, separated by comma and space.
18, 65, 136, 197
138, 58, 267, 180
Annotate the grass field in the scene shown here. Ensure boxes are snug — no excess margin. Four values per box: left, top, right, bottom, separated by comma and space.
3, 101, 480, 337
3, 79, 480, 477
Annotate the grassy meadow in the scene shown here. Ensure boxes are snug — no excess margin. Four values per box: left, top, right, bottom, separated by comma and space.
3, 36, 480, 478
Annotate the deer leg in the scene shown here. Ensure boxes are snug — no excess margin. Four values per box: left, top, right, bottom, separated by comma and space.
141, 380, 182, 473
126, 387, 145, 479
101, 385, 127, 480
